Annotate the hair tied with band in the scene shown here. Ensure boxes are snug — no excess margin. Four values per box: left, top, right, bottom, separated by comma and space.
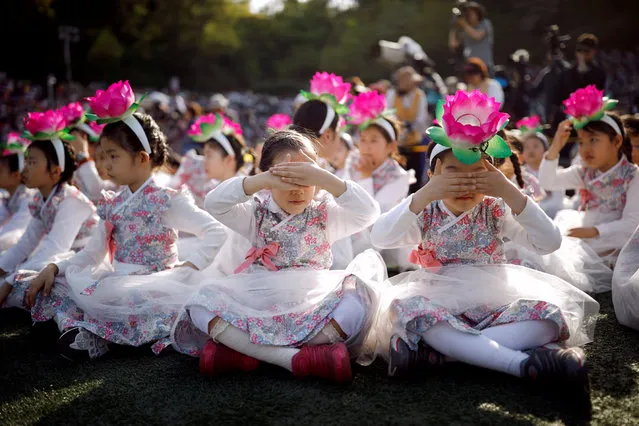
85, 80, 151, 153
563, 85, 619, 132
426, 90, 511, 165
348, 90, 397, 140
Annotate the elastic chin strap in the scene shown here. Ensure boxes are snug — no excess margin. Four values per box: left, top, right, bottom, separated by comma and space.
51, 138, 65, 172
211, 132, 236, 157
76, 123, 98, 141
17, 152, 24, 172
123, 116, 152, 154
599, 115, 622, 136
319, 104, 336, 135
373, 118, 397, 141
429, 144, 451, 167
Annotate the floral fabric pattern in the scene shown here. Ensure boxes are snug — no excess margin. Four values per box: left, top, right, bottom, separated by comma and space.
416, 197, 507, 265
97, 180, 179, 273
577, 157, 636, 214
170, 150, 217, 207
28, 183, 98, 244
392, 295, 570, 349
242, 194, 333, 272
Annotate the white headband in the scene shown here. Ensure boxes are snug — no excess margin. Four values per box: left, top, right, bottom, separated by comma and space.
210, 132, 236, 157
429, 144, 451, 167
372, 118, 397, 141
51, 138, 66, 172
123, 115, 152, 154
599, 115, 622, 136
16, 152, 24, 172
319, 104, 336, 135
76, 123, 98, 141
534, 132, 549, 150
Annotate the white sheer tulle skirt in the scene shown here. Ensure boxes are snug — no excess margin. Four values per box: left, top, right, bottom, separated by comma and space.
361, 263, 599, 364
612, 225, 639, 330
504, 237, 613, 293
171, 250, 388, 359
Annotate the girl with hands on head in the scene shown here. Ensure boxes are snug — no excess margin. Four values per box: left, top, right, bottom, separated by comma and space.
364, 91, 597, 401
173, 129, 386, 384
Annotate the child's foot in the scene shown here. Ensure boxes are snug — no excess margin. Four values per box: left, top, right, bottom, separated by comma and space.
0, 282, 13, 306
292, 343, 352, 383
57, 327, 110, 361
199, 340, 260, 377
387, 335, 445, 377
521, 347, 589, 391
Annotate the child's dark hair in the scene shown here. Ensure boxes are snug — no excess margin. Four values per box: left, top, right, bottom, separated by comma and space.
28, 140, 77, 183
0, 154, 20, 173
581, 113, 631, 160
367, 117, 407, 167
205, 133, 248, 172
165, 147, 182, 171
259, 130, 318, 172
489, 131, 525, 188
622, 114, 639, 137
101, 112, 168, 168
292, 100, 339, 138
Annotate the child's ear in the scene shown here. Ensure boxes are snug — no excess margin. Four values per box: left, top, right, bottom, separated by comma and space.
613, 134, 623, 150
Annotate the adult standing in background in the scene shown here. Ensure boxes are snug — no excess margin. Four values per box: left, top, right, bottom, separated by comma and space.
449, 2, 494, 75
386, 66, 428, 192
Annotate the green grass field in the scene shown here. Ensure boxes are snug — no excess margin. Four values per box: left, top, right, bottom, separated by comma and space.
1, 292, 638, 425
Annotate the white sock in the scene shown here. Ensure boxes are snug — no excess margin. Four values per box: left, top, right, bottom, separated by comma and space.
215, 321, 300, 371
481, 320, 559, 351
421, 323, 528, 377
189, 306, 216, 335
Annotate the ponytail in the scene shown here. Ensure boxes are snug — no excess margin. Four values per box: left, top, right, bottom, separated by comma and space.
510, 153, 525, 188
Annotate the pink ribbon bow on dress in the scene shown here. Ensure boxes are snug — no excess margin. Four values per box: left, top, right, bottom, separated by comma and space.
409, 246, 443, 272
234, 242, 280, 274
105, 220, 116, 263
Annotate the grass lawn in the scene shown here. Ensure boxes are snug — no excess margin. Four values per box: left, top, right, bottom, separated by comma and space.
1, 292, 638, 425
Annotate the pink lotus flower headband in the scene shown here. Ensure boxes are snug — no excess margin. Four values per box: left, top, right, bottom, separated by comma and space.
187, 113, 241, 157
85, 80, 151, 153
426, 90, 511, 165
22, 110, 73, 171
348, 91, 397, 140
266, 114, 292, 131
2, 132, 30, 171
300, 72, 351, 115
515, 116, 544, 136
2, 132, 29, 156
563, 85, 618, 130
59, 102, 104, 142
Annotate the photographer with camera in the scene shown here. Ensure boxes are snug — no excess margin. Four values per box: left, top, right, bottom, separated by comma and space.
448, 1, 494, 75
553, 33, 607, 115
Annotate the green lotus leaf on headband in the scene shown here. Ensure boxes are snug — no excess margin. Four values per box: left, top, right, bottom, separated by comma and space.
484, 134, 512, 158
426, 126, 451, 148
452, 147, 482, 165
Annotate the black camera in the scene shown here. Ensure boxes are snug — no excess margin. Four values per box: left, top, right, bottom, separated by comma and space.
544, 25, 570, 57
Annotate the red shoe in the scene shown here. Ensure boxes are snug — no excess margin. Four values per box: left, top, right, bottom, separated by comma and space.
199, 340, 260, 377
292, 343, 352, 383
